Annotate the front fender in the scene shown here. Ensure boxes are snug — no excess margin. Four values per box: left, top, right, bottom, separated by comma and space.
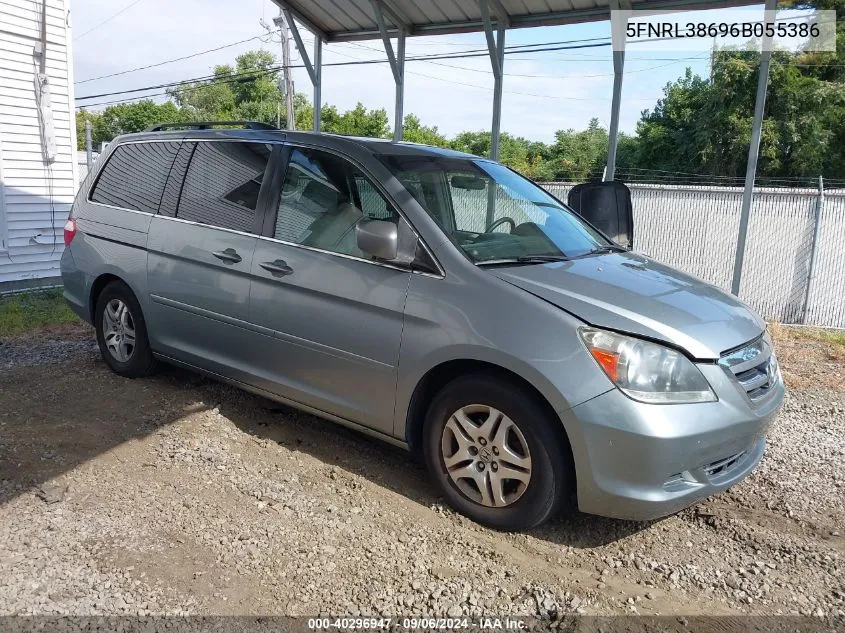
394, 270, 614, 441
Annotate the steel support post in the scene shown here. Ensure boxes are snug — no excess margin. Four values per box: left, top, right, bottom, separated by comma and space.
802, 176, 825, 324
731, 0, 777, 296
282, 5, 324, 133
371, 0, 406, 141
606, 0, 628, 181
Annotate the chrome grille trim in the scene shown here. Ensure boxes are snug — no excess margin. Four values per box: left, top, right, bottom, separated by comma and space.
720, 334, 778, 402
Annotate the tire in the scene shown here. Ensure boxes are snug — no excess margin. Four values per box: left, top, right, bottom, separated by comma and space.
423, 373, 571, 531
94, 280, 157, 378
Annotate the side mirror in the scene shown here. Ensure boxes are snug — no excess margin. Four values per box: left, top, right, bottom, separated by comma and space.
357, 218, 398, 261
567, 181, 634, 250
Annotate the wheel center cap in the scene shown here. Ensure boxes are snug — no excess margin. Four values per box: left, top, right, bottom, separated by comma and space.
478, 446, 492, 462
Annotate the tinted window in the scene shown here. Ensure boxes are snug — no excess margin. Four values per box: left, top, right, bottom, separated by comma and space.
158, 142, 195, 218
176, 142, 271, 233
90, 142, 180, 214
274, 148, 398, 258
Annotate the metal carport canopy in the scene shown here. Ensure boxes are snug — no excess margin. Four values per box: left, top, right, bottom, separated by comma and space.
271, 0, 775, 296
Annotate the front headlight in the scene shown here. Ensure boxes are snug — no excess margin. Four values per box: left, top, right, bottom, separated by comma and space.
579, 327, 716, 404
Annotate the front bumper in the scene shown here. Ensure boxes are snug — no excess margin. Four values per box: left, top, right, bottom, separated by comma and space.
564, 363, 785, 521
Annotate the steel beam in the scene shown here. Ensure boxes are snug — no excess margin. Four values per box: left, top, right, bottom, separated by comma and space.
370, 0, 406, 141
377, 0, 413, 32
371, 0, 401, 84
313, 37, 322, 132
802, 176, 825, 324
325, 0, 755, 42
479, 0, 505, 162
731, 0, 776, 296
394, 30, 406, 141
282, 6, 323, 132
605, 0, 628, 181
271, 0, 327, 43
488, 0, 511, 28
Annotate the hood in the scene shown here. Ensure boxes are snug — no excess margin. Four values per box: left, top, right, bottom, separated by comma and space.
492, 251, 765, 359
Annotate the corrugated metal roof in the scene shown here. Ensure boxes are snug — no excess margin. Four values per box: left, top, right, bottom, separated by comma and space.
273, 0, 756, 41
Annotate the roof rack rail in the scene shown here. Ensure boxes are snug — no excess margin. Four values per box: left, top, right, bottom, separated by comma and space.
144, 121, 278, 132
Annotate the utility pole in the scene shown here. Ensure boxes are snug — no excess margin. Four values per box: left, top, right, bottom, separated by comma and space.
274, 11, 295, 130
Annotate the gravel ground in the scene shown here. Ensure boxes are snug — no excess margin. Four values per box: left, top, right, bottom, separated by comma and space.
0, 327, 843, 620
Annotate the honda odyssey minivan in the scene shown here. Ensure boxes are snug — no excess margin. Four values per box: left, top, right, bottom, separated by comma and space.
61, 123, 784, 530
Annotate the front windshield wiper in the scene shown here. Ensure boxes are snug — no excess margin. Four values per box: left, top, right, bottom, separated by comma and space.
517, 255, 571, 262
588, 244, 626, 255
477, 255, 570, 267
565, 244, 627, 260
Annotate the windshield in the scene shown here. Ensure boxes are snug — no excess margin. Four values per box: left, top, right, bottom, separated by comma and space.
379, 155, 611, 264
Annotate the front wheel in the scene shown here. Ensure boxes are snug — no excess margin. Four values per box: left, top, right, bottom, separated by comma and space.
423, 374, 571, 530
94, 280, 157, 378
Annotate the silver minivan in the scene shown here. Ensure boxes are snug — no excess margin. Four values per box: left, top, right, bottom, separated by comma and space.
61, 124, 784, 530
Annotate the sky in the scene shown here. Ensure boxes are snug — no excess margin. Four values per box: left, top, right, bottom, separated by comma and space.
71, 0, 769, 143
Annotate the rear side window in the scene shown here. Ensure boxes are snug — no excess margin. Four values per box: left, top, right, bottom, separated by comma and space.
90, 142, 181, 214
176, 141, 271, 234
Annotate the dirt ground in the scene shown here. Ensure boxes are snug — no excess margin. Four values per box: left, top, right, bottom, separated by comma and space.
0, 323, 843, 620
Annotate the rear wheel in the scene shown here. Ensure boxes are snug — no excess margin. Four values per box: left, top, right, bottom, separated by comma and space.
94, 281, 157, 378
423, 373, 571, 530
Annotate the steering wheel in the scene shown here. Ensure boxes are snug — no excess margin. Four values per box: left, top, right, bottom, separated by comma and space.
486, 216, 516, 233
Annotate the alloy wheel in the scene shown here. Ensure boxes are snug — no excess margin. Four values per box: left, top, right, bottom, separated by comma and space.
440, 404, 532, 507
102, 298, 136, 363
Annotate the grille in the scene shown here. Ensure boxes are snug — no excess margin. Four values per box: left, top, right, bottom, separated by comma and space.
719, 335, 778, 402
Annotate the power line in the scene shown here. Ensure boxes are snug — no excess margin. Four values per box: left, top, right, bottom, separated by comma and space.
74, 0, 145, 41
75, 32, 277, 84
337, 40, 707, 79
76, 40, 622, 102
326, 44, 660, 101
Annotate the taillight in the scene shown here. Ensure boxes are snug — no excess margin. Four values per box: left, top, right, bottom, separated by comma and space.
63, 217, 77, 246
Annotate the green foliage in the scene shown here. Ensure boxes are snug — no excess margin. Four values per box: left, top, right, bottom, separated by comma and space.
0, 289, 80, 338
168, 50, 283, 126
77, 44, 845, 182
76, 101, 185, 150
402, 114, 448, 146
322, 102, 390, 137
634, 48, 845, 179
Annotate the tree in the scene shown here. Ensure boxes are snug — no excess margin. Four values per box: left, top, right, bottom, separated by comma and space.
75, 109, 99, 151
634, 49, 845, 179
77, 44, 845, 184
75, 101, 186, 150
402, 114, 448, 146
168, 50, 284, 127
547, 118, 610, 181
323, 102, 390, 138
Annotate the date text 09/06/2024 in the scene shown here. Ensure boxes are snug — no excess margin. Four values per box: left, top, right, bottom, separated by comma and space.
308, 617, 528, 630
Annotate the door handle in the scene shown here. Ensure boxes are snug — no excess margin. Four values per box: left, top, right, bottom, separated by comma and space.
212, 248, 242, 264
259, 259, 294, 276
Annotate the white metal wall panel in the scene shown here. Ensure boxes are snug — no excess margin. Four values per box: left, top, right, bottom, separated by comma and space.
0, 0, 77, 284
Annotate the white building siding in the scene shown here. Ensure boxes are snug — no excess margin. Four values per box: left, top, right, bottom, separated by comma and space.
0, 0, 78, 286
